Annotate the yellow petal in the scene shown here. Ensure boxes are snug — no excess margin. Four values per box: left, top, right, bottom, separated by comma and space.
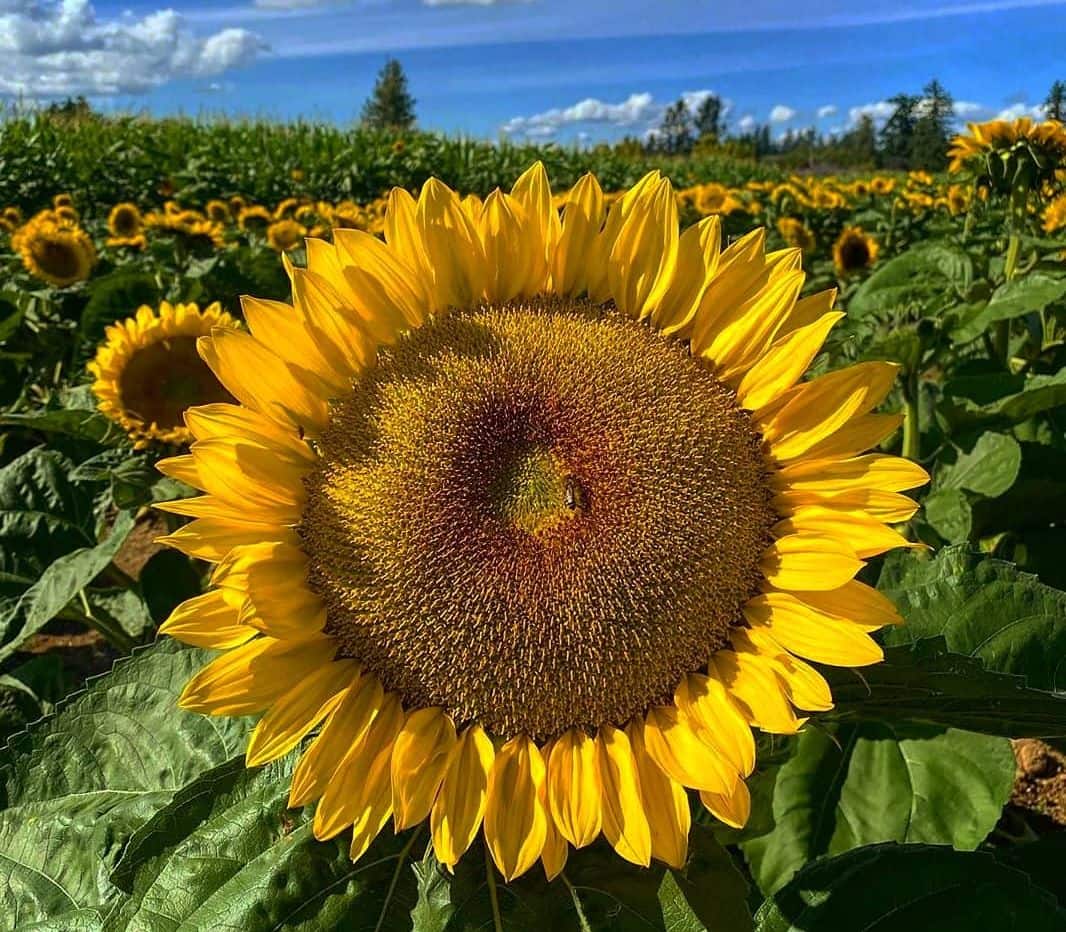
156, 454, 200, 488
431, 724, 495, 867
780, 287, 838, 332
744, 591, 885, 666
332, 227, 427, 328
760, 534, 865, 591
179, 636, 334, 715
596, 724, 651, 866
699, 779, 751, 829
314, 692, 404, 849
198, 329, 328, 433
188, 437, 307, 519
775, 487, 920, 523
418, 178, 486, 310
775, 454, 930, 496
674, 673, 755, 776
184, 403, 312, 461
689, 228, 767, 353
289, 674, 384, 807
479, 189, 529, 304
245, 660, 357, 766
627, 723, 690, 869
391, 707, 458, 831
552, 173, 605, 297
774, 505, 918, 559
156, 515, 284, 564
795, 579, 903, 630
647, 215, 721, 334
291, 267, 380, 367
484, 735, 548, 881
159, 589, 254, 649
709, 651, 804, 734
155, 494, 258, 523
547, 729, 602, 848
608, 177, 679, 319
643, 705, 737, 795
735, 628, 834, 711
801, 413, 903, 461
540, 811, 569, 881
737, 312, 845, 412
763, 362, 900, 461
510, 161, 558, 296
384, 187, 428, 283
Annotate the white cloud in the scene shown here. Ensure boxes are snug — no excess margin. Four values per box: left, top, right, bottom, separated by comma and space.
0, 0, 265, 96
847, 100, 896, 126
502, 89, 729, 140
995, 101, 1046, 120
253, 0, 332, 8
953, 100, 985, 117
736, 114, 757, 132
816, 104, 838, 119
769, 104, 796, 123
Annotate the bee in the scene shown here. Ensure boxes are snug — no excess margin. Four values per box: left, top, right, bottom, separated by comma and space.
564, 475, 586, 511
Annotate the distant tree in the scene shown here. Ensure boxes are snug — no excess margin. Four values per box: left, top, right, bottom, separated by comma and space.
43, 96, 94, 121
693, 94, 724, 141
909, 79, 954, 170
848, 114, 878, 165
361, 59, 416, 131
1046, 80, 1066, 121
879, 93, 920, 168
656, 98, 694, 154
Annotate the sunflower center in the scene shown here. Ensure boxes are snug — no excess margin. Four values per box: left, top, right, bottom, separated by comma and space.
300, 300, 777, 741
118, 336, 234, 430
839, 236, 870, 270
33, 238, 81, 281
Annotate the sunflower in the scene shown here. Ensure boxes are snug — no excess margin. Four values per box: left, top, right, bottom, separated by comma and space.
108, 203, 143, 239
14, 211, 95, 287
274, 197, 300, 220
267, 218, 307, 252
948, 117, 1066, 194
1044, 193, 1066, 234
157, 164, 926, 882
776, 217, 815, 253
206, 199, 232, 223
238, 205, 272, 234
870, 177, 895, 196
89, 302, 240, 449
52, 193, 74, 209
832, 226, 879, 275
3, 206, 22, 225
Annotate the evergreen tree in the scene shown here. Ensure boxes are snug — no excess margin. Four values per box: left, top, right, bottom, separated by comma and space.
879, 93, 919, 169
693, 95, 723, 140
656, 99, 694, 154
361, 59, 416, 131
1046, 81, 1066, 121
848, 114, 878, 165
910, 79, 954, 170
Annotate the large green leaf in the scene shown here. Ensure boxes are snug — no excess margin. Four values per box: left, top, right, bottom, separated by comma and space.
0, 509, 135, 660
951, 271, 1066, 343
754, 843, 1066, 931
922, 489, 972, 543
824, 640, 1066, 737
849, 243, 972, 318
938, 432, 1022, 497
740, 725, 1013, 896
941, 368, 1066, 426
0, 409, 123, 447
880, 546, 1066, 690
0, 448, 95, 577
0, 640, 251, 930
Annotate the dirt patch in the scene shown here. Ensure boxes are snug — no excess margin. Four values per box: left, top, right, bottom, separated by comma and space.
1012, 739, 1066, 826
19, 623, 120, 686
113, 511, 169, 579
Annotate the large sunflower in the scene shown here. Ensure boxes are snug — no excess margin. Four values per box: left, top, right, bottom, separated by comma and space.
157, 165, 927, 881
90, 302, 239, 449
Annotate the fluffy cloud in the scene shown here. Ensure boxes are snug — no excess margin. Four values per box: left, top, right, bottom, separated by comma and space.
769, 104, 796, 123
736, 114, 757, 132
816, 104, 838, 119
847, 100, 897, 125
995, 101, 1046, 120
0, 0, 265, 97
501, 89, 730, 140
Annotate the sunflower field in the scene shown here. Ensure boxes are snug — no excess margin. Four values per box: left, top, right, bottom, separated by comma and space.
2, 113, 1066, 932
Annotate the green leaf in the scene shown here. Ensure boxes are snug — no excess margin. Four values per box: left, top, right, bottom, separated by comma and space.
849, 243, 972, 318
740, 725, 1014, 896
0, 640, 251, 928
0, 509, 135, 660
941, 368, 1066, 426
78, 269, 160, 355
424, 828, 752, 932
880, 546, 1066, 690
139, 550, 203, 625
939, 432, 1022, 497
824, 639, 1066, 737
0, 409, 122, 447
923, 489, 972, 543
951, 271, 1066, 343
753, 843, 1066, 931
0, 448, 95, 577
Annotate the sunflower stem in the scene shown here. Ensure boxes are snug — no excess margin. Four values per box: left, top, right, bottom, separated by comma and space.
69, 590, 137, 654
902, 374, 921, 464
484, 848, 504, 932
373, 827, 422, 932
561, 873, 593, 932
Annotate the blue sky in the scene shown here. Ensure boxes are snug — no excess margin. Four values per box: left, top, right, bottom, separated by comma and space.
4, 0, 1065, 142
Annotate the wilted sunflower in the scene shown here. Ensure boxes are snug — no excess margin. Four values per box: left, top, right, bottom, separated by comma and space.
267, 218, 307, 252
13, 211, 96, 287
108, 203, 143, 240
832, 226, 879, 275
90, 302, 239, 449
157, 164, 926, 882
